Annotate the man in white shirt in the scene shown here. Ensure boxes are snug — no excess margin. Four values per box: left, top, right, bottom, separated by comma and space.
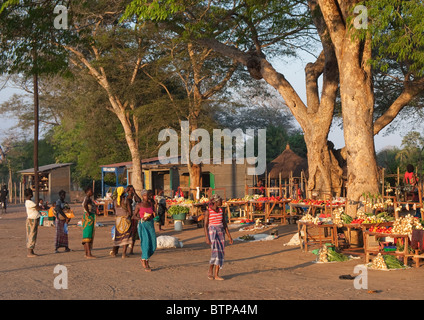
25, 189, 40, 257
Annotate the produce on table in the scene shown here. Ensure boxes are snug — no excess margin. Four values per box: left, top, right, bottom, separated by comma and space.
318, 245, 328, 263
167, 205, 190, 216
391, 214, 423, 235
299, 213, 320, 225
369, 226, 393, 234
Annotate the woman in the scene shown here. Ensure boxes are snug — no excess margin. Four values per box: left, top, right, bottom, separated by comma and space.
82, 186, 97, 259
135, 189, 157, 271
127, 185, 141, 255
204, 194, 233, 280
25, 188, 40, 257
110, 187, 133, 258
54, 190, 71, 253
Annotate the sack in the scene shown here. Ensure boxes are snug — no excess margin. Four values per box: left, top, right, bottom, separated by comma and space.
111, 226, 116, 240
64, 223, 68, 235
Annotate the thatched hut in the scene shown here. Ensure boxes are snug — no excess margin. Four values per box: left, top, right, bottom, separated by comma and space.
266, 144, 308, 197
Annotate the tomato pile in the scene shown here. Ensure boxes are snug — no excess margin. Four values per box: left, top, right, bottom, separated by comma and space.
369, 226, 393, 234
351, 218, 365, 224
255, 196, 282, 202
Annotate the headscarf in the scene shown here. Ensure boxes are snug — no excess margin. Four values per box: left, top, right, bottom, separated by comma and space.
210, 194, 222, 203
117, 186, 125, 206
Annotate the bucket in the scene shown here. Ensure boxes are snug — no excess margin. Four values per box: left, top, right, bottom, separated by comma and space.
174, 220, 183, 231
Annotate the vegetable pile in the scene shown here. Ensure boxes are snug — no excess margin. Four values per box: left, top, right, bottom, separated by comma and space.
369, 253, 406, 270
317, 244, 349, 263
167, 205, 190, 216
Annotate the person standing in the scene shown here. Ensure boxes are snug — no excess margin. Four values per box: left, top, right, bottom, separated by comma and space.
110, 189, 133, 259
24, 188, 40, 257
155, 189, 167, 231
82, 186, 97, 259
0, 185, 8, 214
126, 185, 141, 255
54, 190, 71, 253
204, 194, 233, 280
135, 189, 157, 271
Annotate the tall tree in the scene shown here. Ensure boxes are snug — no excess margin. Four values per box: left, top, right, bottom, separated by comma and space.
124, 0, 345, 197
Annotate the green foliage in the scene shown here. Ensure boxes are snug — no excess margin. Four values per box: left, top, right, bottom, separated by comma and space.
0, 0, 74, 77
355, 0, 424, 76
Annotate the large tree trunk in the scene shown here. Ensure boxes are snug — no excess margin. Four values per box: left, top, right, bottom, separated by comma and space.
304, 130, 343, 198
318, 0, 380, 216
339, 40, 379, 215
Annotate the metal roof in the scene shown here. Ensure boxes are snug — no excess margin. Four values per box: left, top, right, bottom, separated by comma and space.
18, 163, 73, 174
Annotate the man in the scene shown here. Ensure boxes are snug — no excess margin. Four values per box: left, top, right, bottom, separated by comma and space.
0, 185, 8, 214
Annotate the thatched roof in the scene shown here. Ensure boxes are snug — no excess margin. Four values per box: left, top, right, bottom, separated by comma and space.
267, 144, 308, 179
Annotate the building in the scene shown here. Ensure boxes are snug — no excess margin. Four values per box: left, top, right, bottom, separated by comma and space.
19, 163, 73, 203
99, 157, 258, 199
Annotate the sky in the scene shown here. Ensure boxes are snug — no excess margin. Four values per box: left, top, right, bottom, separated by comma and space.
0, 51, 407, 154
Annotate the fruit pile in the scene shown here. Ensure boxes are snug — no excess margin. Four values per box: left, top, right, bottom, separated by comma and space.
369, 226, 393, 234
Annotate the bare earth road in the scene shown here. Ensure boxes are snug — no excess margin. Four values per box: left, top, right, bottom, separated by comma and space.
0, 202, 423, 304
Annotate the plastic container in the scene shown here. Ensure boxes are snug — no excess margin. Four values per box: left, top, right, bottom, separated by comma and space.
174, 220, 183, 231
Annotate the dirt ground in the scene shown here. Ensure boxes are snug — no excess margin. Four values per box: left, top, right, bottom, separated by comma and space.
0, 202, 423, 301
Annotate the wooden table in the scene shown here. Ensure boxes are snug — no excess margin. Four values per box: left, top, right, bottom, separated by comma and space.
297, 221, 338, 252
224, 201, 248, 223
363, 230, 410, 265
96, 199, 114, 216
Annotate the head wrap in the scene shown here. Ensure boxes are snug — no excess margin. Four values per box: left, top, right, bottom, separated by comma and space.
140, 189, 148, 196
210, 194, 222, 203
116, 186, 125, 206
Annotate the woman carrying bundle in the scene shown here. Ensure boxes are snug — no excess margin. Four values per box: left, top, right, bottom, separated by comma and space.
204, 194, 233, 280
110, 187, 133, 258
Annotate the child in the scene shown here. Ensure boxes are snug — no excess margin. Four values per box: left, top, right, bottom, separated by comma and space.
25, 189, 40, 257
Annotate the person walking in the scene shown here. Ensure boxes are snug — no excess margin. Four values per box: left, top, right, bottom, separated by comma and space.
24, 188, 40, 257
110, 188, 133, 259
0, 185, 8, 214
82, 186, 97, 259
135, 189, 157, 271
204, 194, 233, 280
54, 190, 71, 253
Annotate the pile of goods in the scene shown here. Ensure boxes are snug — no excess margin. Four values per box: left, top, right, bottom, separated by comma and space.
368, 226, 393, 234
369, 253, 406, 270
254, 196, 282, 202
299, 213, 320, 225
391, 214, 423, 235
239, 234, 255, 241
167, 205, 190, 216
291, 198, 346, 207
317, 244, 349, 263
350, 212, 394, 224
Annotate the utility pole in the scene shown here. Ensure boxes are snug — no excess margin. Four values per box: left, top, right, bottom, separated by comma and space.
33, 47, 39, 204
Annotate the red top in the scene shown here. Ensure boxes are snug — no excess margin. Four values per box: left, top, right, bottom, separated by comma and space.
208, 208, 223, 226
138, 206, 154, 220
404, 171, 416, 185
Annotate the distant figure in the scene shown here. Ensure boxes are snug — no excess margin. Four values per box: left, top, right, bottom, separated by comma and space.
38, 199, 50, 210
0, 185, 8, 214
404, 164, 418, 186
404, 164, 420, 203
155, 189, 167, 231
255, 180, 266, 196
24, 188, 40, 257
82, 186, 97, 259
54, 190, 71, 253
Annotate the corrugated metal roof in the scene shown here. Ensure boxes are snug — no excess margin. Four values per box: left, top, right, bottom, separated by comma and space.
18, 163, 73, 174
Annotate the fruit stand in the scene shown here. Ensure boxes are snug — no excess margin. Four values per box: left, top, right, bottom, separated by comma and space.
363, 230, 410, 265
297, 221, 338, 252
224, 196, 292, 224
